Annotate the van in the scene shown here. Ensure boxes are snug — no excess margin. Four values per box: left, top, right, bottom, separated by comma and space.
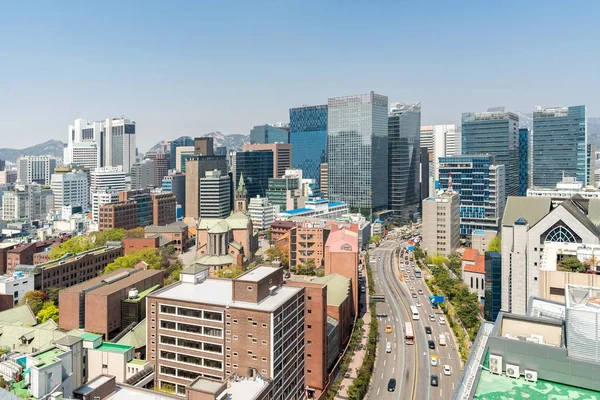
438, 334, 446, 346
386, 342, 392, 353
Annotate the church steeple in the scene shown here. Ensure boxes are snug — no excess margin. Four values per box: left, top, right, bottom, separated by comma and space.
235, 172, 248, 212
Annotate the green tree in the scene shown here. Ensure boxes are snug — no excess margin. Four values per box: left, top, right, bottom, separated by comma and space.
214, 267, 245, 279
487, 236, 501, 252
46, 287, 65, 306
50, 229, 127, 260
447, 254, 462, 277
559, 256, 586, 273
22, 290, 48, 304
0, 375, 8, 389
37, 302, 59, 323
104, 248, 163, 274
431, 255, 448, 268
125, 227, 145, 238
264, 245, 289, 267
413, 244, 425, 260
29, 300, 44, 315
369, 234, 382, 245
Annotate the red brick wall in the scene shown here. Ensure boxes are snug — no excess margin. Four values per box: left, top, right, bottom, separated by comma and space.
324, 248, 358, 316
122, 237, 160, 255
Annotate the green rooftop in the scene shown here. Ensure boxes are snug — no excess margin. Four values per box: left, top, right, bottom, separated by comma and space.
124, 284, 161, 302
475, 353, 600, 399
95, 342, 133, 354
67, 330, 103, 342
128, 359, 147, 365
33, 347, 65, 367
312, 273, 351, 307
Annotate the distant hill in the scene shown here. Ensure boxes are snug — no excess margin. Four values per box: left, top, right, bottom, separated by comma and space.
0, 139, 65, 164
147, 132, 250, 154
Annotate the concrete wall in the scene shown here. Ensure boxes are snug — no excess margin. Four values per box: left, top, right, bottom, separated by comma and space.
539, 269, 600, 303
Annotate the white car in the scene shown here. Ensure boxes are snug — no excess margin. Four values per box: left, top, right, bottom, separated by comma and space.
429, 314, 435, 322
444, 365, 452, 376
430, 356, 438, 366
438, 316, 446, 325
416, 302, 422, 307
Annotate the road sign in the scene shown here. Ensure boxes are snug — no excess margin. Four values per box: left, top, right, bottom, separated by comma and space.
429, 295, 445, 305
408, 246, 414, 251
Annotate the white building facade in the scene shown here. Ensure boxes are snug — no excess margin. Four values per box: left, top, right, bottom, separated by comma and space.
51, 170, 89, 210
17, 156, 56, 185
90, 166, 127, 194
248, 195, 279, 231
199, 169, 231, 219
91, 191, 119, 223
0, 272, 34, 305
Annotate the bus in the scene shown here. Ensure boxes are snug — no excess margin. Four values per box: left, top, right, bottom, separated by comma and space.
410, 305, 420, 320
404, 322, 414, 345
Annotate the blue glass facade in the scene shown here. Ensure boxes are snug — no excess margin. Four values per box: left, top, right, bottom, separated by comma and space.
484, 251, 502, 321
532, 105, 587, 186
250, 125, 290, 144
234, 150, 274, 198
518, 128, 530, 196
462, 111, 519, 198
438, 155, 505, 236
290, 105, 327, 185
169, 137, 193, 170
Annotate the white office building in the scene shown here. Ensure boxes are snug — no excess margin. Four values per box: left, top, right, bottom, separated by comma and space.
131, 159, 155, 190
199, 169, 231, 219
175, 146, 195, 172
420, 124, 461, 193
91, 191, 119, 223
51, 170, 89, 210
17, 156, 57, 185
1, 184, 54, 221
527, 175, 600, 206
248, 195, 279, 231
90, 166, 127, 194
0, 272, 34, 306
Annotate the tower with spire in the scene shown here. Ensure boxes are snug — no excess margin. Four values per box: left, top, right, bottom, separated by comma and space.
235, 172, 248, 213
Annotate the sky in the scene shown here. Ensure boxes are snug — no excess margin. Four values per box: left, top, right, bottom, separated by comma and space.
1, 0, 599, 151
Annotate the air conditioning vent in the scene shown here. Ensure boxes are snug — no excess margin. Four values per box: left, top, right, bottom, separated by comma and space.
489, 355, 502, 375
506, 364, 520, 378
524, 370, 538, 382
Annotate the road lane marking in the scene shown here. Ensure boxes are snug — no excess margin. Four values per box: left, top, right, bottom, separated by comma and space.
392, 367, 395, 374
452, 382, 455, 390
381, 373, 384, 379
377, 388, 380, 396
384, 360, 386, 366
440, 389, 442, 397
394, 354, 397, 361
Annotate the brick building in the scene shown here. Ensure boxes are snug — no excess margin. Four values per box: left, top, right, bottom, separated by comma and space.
16, 245, 124, 291
0, 243, 17, 274
270, 220, 295, 243
4, 236, 71, 274
324, 229, 359, 315
288, 225, 330, 269
59, 267, 163, 339
99, 201, 138, 230
145, 222, 190, 253
147, 265, 305, 399
99, 191, 177, 231
122, 237, 163, 255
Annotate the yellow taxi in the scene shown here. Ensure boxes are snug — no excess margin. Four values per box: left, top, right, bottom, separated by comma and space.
386, 324, 393, 333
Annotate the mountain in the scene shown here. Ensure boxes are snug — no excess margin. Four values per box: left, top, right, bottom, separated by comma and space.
147, 132, 250, 154
0, 139, 66, 164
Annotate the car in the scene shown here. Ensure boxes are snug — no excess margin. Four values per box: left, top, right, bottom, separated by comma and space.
438, 334, 446, 346
430, 355, 438, 366
416, 301, 422, 307
400, 267, 404, 271
284, 271, 291, 279
386, 342, 392, 353
404, 273, 409, 278
429, 314, 436, 322
386, 324, 393, 334
378, 256, 381, 260
360, 286, 366, 293
409, 285, 414, 290
444, 365, 452, 376
418, 289, 424, 295
439, 316, 446, 325
428, 340, 435, 349
425, 326, 432, 334
430, 375, 439, 387
387, 378, 397, 392
411, 293, 417, 298
376, 313, 388, 318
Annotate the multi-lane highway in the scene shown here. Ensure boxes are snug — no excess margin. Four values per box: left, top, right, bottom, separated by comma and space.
367, 238, 461, 399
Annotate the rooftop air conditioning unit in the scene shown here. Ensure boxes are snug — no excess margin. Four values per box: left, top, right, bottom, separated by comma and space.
489, 355, 502, 375
524, 370, 538, 383
506, 364, 520, 378
530, 334, 544, 344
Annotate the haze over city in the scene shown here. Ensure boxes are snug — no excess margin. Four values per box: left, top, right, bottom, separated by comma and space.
1, 0, 599, 150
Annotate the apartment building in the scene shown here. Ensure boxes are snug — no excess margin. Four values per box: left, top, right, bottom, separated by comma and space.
0, 272, 34, 306
421, 190, 460, 256
147, 265, 305, 399
289, 225, 330, 268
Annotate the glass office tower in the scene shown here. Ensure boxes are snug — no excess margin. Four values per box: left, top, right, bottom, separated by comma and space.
532, 105, 587, 187
169, 137, 194, 171
327, 92, 388, 216
289, 105, 327, 185
462, 108, 518, 198
518, 128, 530, 196
232, 150, 274, 198
388, 102, 421, 221
250, 125, 290, 144
438, 155, 505, 236
484, 251, 502, 322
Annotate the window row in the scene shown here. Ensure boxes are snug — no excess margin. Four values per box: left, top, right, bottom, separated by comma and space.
160, 335, 223, 354
160, 320, 223, 338
159, 351, 223, 370
160, 305, 223, 321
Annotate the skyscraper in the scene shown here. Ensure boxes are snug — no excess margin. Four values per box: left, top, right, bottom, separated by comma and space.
388, 102, 421, 220
199, 169, 231, 219
439, 155, 506, 236
420, 124, 462, 193
232, 150, 274, 199
518, 128, 530, 196
50, 170, 89, 210
169, 136, 194, 170
532, 105, 587, 186
327, 92, 388, 216
250, 125, 290, 144
462, 108, 519, 197
130, 159, 155, 190
17, 156, 56, 185
289, 105, 327, 184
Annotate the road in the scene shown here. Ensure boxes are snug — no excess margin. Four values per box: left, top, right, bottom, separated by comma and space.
367, 239, 461, 400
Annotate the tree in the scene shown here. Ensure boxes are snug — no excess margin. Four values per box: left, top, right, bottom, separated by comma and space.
296, 258, 318, 276
447, 254, 462, 278
49, 229, 127, 260
104, 248, 163, 274
0, 375, 8, 390
125, 227, 145, 238
559, 256, 586, 273
29, 300, 44, 315
22, 290, 48, 304
46, 287, 65, 306
487, 236, 501, 252
431, 255, 448, 268
413, 244, 425, 260
264, 245, 289, 267
214, 267, 245, 279
369, 234, 382, 246
37, 302, 59, 323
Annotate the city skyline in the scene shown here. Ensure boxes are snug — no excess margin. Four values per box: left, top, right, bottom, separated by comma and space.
1, 1, 599, 150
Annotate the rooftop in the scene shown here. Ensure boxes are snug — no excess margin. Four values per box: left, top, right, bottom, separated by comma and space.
220, 378, 268, 400
32, 347, 65, 367
94, 342, 133, 354
123, 284, 161, 303
502, 196, 553, 227
312, 273, 351, 307
237, 266, 278, 282
0, 304, 36, 326
74, 375, 114, 395
462, 248, 478, 262
325, 229, 358, 252
117, 319, 147, 349
64, 269, 163, 296
464, 254, 485, 274
35, 245, 122, 270
106, 385, 178, 400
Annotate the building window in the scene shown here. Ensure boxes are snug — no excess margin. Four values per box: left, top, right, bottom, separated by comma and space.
160, 366, 176, 376
160, 305, 176, 314
160, 320, 176, 330
307, 325, 312, 329
262, 357, 267, 362
204, 311, 223, 321
247, 286, 253, 291
178, 307, 202, 319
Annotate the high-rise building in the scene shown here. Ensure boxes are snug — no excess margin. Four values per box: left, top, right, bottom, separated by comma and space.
242, 143, 292, 179
66, 117, 136, 173
0, 170, 17, 185
169, 136, 194, 171
588, 144, 596, 188
99, 191, 176, 230
327, 92, 388, 216
438, 155, 506, 236
131, 159, 156, 190
232, 150, 274, 199
90, 166, 127, 194
484, 251, 501, 321
420, 147, 430, 200
50, 170, 89, 210
421, 191, 460, 256
518, 128, 530, 196
147, 266, 306, 399
194, 136, 214, 156
175, 146, 195, 172
320, 163, 328, 197
289, 105, 327, 184
146, 153, 169, 187
250, 124, 290, 144
532, 105, 587, 186
199, 170, 231, 219
388, 102, 421, 220
0, 159, 5, 171
1, 184, 53, 220
184, 155, 227, 219
162, 173, 186, 212
420, 124, 462, 193
265, 170, 305, 211
92, 191, 119, 224
17, 156, 56, 185
462, 108, 519, 197
248, 195, 279, 231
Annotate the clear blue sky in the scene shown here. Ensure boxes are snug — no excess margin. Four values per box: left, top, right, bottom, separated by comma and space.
1, 0, 599, 151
